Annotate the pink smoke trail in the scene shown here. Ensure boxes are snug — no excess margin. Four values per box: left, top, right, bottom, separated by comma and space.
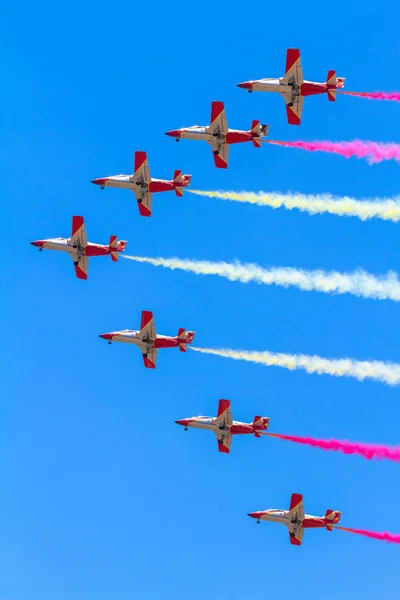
264, 432, 400, 463
335, 526, 400, 544
342, 91, 400, 102
264, 139, 400, 164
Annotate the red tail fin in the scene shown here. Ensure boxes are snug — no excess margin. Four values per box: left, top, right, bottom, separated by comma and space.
251, 119, 260, 133
174, 171, 192, 196
109, 237, 127, 261
173, 170, 182, 183
177, 328, 195, 351
253, 416, 270, 436
177, 328, 186, 352
326, 70, 336, 87
325, 509, 341, 530
250, 121, 269, 142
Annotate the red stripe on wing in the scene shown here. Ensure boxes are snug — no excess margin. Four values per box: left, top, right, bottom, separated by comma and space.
138, 201, 152, 217
217, 399, 230, 417
134, 151, 148, 174
72, 215, 84, 237
290, 534, 302, 546
144, 356, 156, 369
289, 493, 303, 512
74, 264, 88, 280
141, 310, 154, 331
213, 152, 228, 169
285, 48, 300, 74
286, 104, 301, 126
210, 101, 224, 125
218, 441, 230, 453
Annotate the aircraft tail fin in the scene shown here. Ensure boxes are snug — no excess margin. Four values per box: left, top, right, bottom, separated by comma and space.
253, 416, 270, 436
109, 235, 118, 249
326, 70, 345, 99
250, 120, 261, 135
325, 509, 342, 530
109, 237, 127, 262
177, 328, 195, 351
250, 120, 269, 145
327, 89, 336, 102
173, 170, 183, 183
173, 171, 192, 196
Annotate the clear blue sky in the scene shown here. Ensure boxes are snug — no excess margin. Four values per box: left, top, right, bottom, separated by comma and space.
2, 2, 400, 599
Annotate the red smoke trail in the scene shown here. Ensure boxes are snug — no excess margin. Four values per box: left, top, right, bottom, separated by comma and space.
264, 140, 400, 164
264, 432, 400, 463
342, 91, 400, 102
334, 526, 400, 544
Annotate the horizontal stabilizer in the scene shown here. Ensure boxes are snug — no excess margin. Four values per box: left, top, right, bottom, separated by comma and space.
325, 509, 341, 530
253, 416, 270, 434
328, 89, 336, 102
173, 169, 183, 183
109, 235, 118, 248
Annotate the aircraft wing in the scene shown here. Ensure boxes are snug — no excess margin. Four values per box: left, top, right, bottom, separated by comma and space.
216, 399, 233, 428
208, 141, 230, 169
289, 493, 305, 522
289, 524, 304, 546
282, 93, 304, 126
73, 255, 89, 280
69, 215, 88, 248
135, 191, 153, 217
142, 347, 157, 369
218, 431, 232, 454
140, 310, 157, 342
206, 101, 228, 136
133, 151, 151, 184
281, 48, 304, 86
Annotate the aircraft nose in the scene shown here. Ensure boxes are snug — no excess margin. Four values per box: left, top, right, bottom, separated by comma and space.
91, 178, 107, 186
165, 129, 181, 138
99, 333, 113, 340
247, 512, 262, 519
175, 419, 189, 426
237, 81, 253, 90
30, 240, 44, 247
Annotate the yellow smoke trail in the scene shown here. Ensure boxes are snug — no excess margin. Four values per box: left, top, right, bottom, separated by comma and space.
190, 347, 400, 386
123, 255, 400, 302
187, 189, 400, 223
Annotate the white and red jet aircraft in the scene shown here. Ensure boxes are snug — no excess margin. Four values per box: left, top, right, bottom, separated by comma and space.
175, 398, 270, 453
237, 48, 345, 125
165, 101, 269, 169
91, 151, 192, 217
99, 310, 195, 369
30, 215, 127, 280
248, 493, 342, 546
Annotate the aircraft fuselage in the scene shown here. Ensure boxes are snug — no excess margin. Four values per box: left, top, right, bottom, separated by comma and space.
249, 510, 329, 529
30, 238, 115, 257
167, 126, 260, 145
92, 175, 189, 193
244, 78, 331, 97
99, 330, 182, 348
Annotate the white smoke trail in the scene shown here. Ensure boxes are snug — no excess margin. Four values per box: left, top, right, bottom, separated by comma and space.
187, 189, 400, 223
123, 255, 400, 302
190, 347, 400, 386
